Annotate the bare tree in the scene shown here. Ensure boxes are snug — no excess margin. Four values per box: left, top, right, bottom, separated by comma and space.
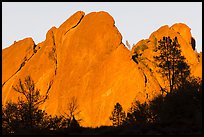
12, 75, 48, 127
62, 96, 81, 128
68, 96, 80, 119
126, 40, 131, 49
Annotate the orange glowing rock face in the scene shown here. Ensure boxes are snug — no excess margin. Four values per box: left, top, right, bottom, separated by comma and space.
131, 23, 202, 89
2, 38, 35, 85
2, 11, 202, 127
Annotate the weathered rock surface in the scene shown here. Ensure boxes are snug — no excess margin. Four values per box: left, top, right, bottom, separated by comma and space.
2, 11, 202, 127
2, 38, 35, 86
132, 23, 202, 90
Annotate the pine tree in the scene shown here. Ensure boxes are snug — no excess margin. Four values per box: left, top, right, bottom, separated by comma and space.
126, 100, 151, 126
109, 102, 126, 127
154, 36, 190, 93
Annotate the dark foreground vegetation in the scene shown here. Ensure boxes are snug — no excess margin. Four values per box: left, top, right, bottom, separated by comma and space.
2, 36, 202, 135
2, 77, 202, 135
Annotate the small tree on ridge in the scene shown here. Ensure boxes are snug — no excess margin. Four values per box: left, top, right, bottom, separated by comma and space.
109, 102, 126, 127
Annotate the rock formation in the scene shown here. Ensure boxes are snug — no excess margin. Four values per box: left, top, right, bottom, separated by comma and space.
2, 11, 202, 127
131, 23, 202, 91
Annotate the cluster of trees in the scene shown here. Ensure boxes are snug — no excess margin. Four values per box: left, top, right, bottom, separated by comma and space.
2, 36, 202, 135
2, 76, 81, 135
109, 36, 202, 134
110, 76, 201, 127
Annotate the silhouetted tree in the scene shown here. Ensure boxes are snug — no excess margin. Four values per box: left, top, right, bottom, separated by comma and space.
62, 96, 81, 128
149, 76, 202, 127
2, 102, 20, 134
12, 75, 48, 128
69, 116, 80, 128
148, 95, 164, 124
154, 36, 190, 93
3, 76, 72, 134
68, 96, 80, 118
126, 100, 152, 126
123, 76, 202, 134
109, 102, 126, 127
42, 115, 64, 130
2, 100, 48, 134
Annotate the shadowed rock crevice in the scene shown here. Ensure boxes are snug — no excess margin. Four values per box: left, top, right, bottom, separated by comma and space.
191, 37, 196, 51
45, 32, 58, 97
144, 73, 147, 86
51, 31, 58, 75
64, 14, 85, 35
2, 11, 202, 127
44, 79, 54, 101
2, 42, 39, 87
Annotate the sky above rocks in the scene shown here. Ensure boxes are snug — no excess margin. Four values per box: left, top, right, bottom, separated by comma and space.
2, 2, 202, 52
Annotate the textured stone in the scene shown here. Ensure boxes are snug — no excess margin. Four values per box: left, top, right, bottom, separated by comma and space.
132, 23, 202, 91
2, 11, 202, 127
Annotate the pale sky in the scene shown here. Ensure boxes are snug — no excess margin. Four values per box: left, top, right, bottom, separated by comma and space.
2, 2, 202, 52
